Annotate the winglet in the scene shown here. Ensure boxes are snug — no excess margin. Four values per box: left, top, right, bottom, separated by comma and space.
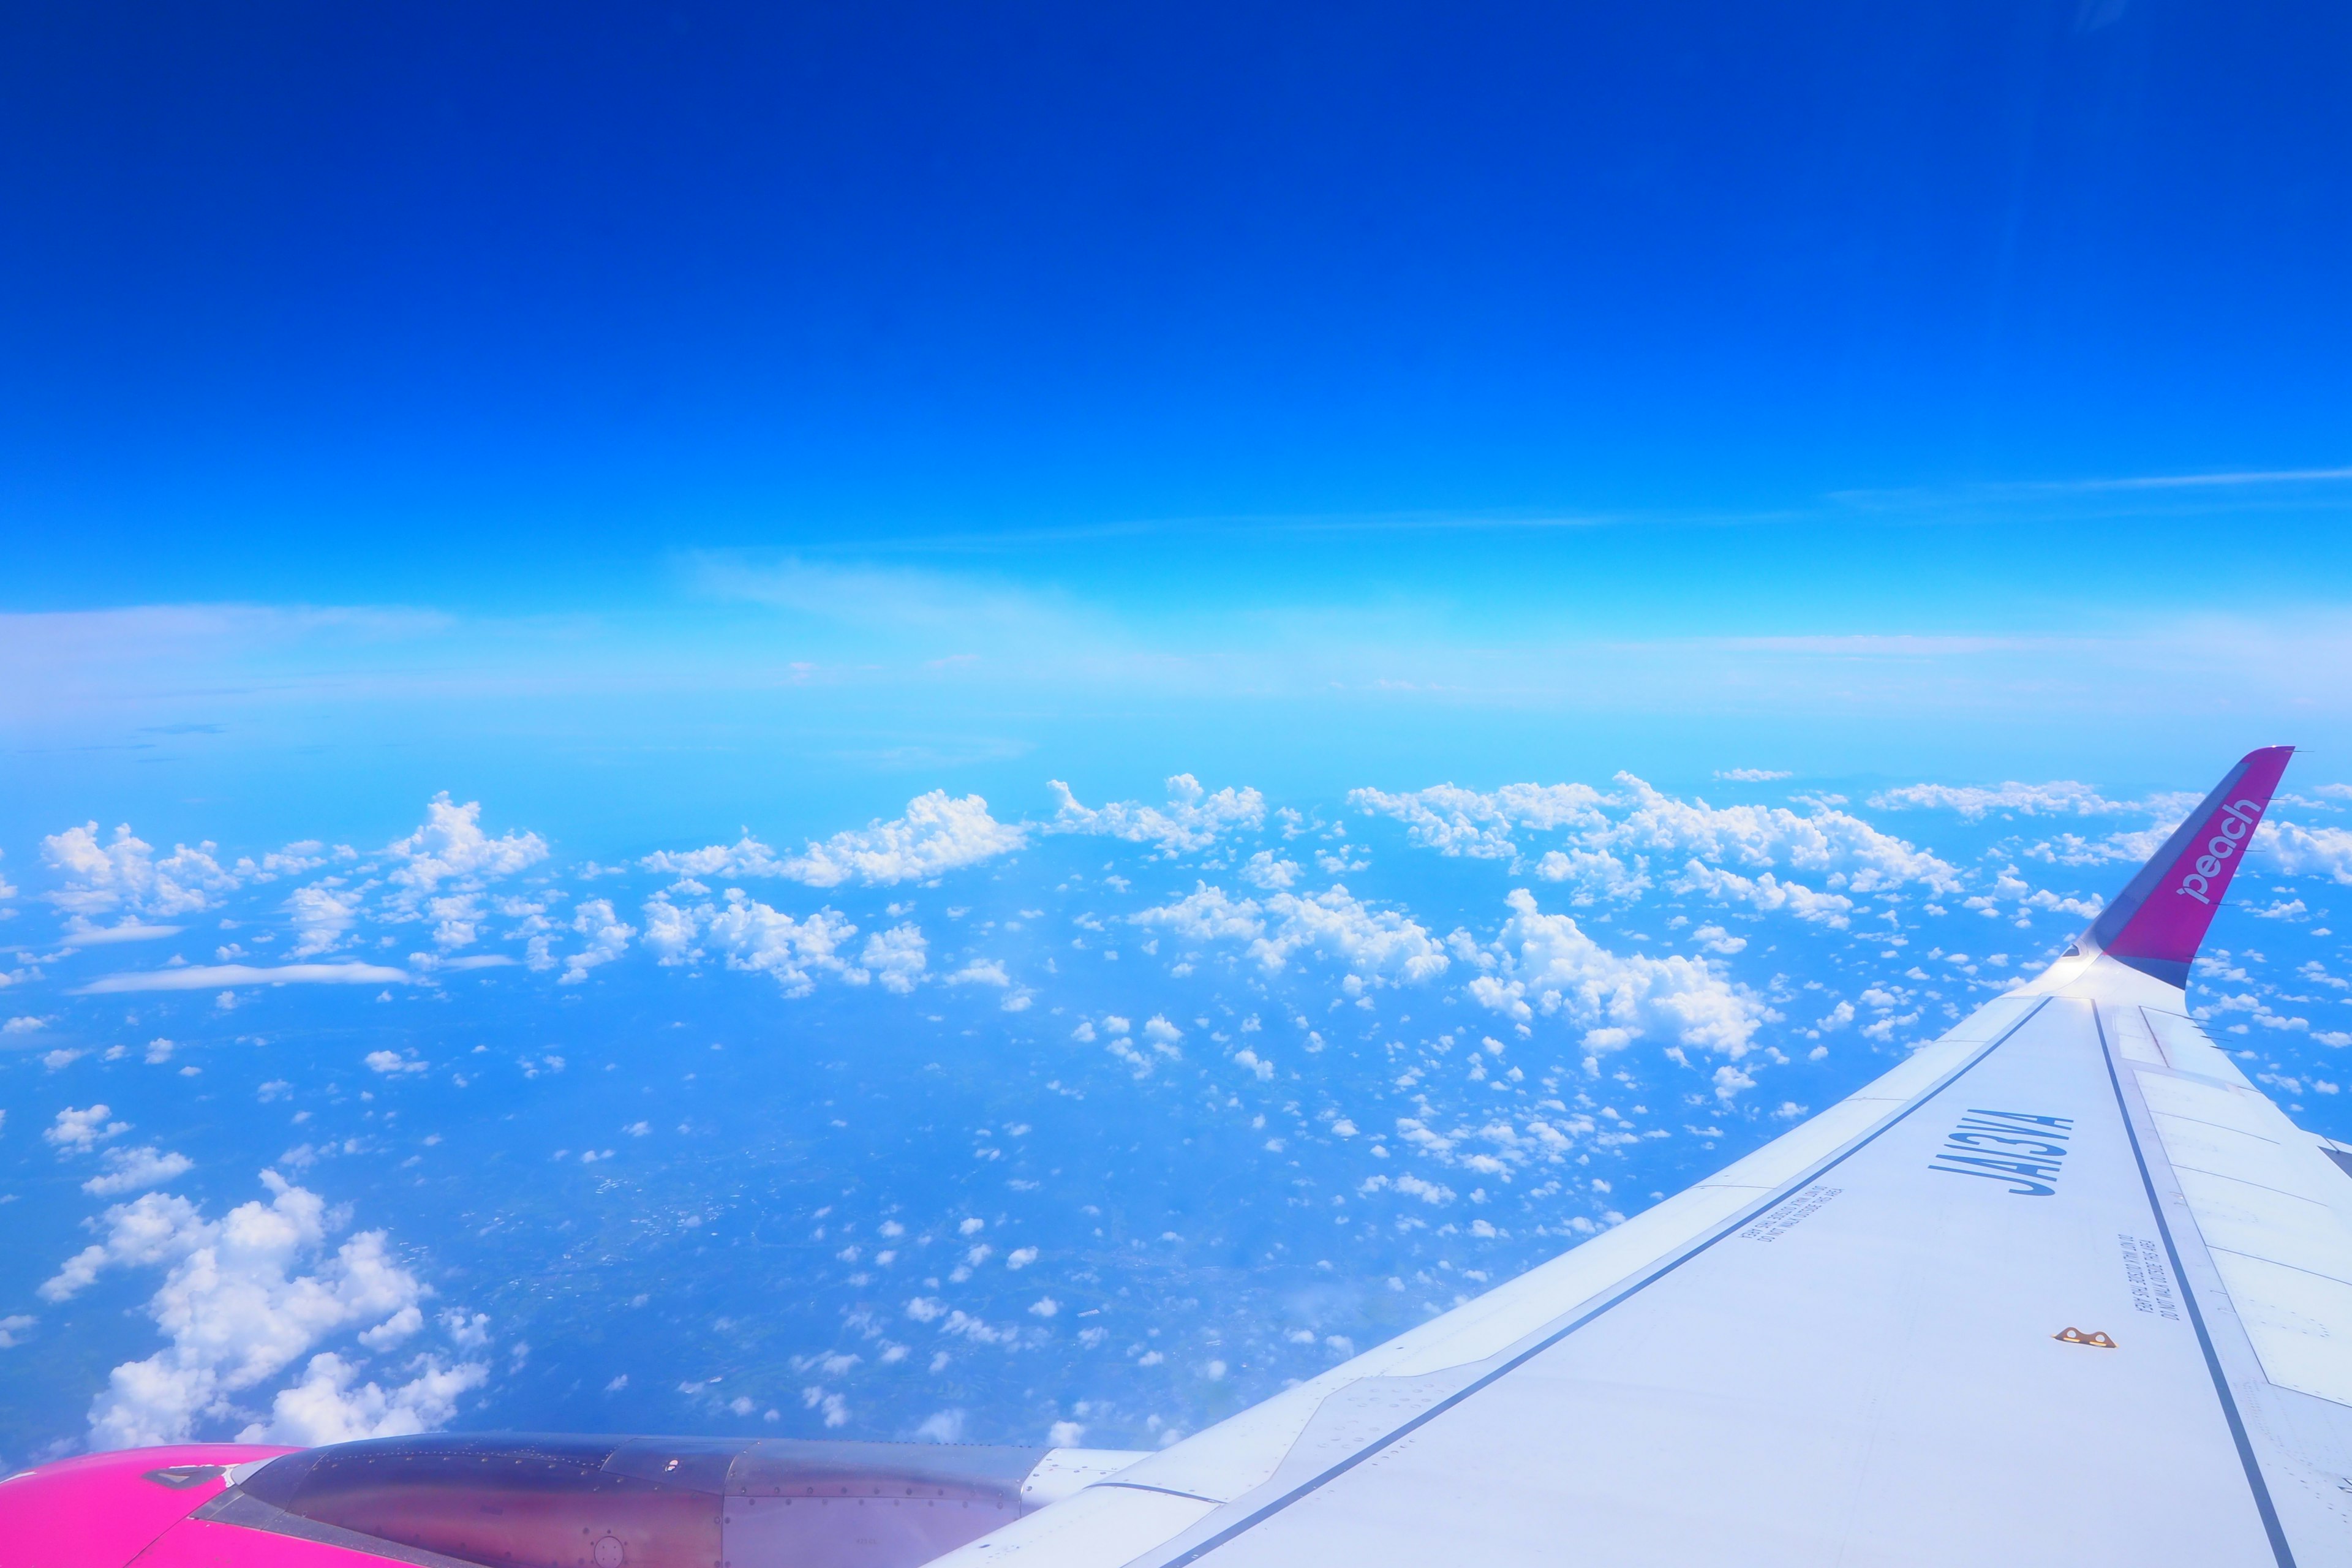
2076, 746, 2294, 987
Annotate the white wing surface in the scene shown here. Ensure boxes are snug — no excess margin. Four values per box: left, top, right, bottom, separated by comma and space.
940, 745, 2352, 1568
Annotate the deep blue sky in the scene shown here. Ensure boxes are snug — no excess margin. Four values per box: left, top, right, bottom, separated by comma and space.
4, 0, 2351, 845
7, 0, 2350, 594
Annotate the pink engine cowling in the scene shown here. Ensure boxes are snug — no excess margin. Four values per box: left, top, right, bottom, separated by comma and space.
1, 1433, 1127, 1568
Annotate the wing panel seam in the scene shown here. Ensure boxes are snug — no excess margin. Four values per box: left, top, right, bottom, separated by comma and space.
1147, 997, 2056, 1568
2204, 1246, 2352, 1291
2097, 1007, 2297, 1568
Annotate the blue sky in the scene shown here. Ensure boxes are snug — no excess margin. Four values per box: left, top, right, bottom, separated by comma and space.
6, 2, 2350, 608
6, 2, 2351, 846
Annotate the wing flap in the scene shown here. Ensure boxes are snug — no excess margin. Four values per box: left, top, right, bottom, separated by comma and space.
2208, 1253, 2352, 1405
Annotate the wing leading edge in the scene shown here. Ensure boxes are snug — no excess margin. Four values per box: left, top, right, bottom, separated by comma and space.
942, 746, 2352, 1568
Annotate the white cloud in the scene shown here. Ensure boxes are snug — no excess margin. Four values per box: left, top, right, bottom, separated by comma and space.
74, 962, 410, 995
560, 899, 636, 985
364, 1050, 429, 1076
915, 1408, 968, 1443
38, 1171, 484, 1450
946, 959, 1011, 987
83, 1146, 196, 1196
1866, 780, 2151, 818
2258, 820, 2352, 884
232, 842, 340, 884
1469, 889, 1765, 1062
382, 794, 548, 913
1529, 848, 1649, 905
1349, 783, 1610, 860
0, 1314, 34, 1349
643, 892, 915, 998
1691, 924, 1747, 954
1132, 884, 1449, 984
1714, 769, 1792, 782
1668, 861, 1854, 927
1391, 1172, 1456, 1205
425, 893, 484, 951
55, 922, 185, 947
643, 791, 1024, 887
1354, 775, 1957, 897
1240, 851, 1300, 890
41, 823, 237, 919
47, 1104, 129, 1151
1049, 775, 1265, 852
860, 925, 929, 994
1602, 775, 1959, 894
287, 884, 363, 957
1127, 884, 1263, 944
2, 1014, 47, 1033
243, 1350, 487, 1446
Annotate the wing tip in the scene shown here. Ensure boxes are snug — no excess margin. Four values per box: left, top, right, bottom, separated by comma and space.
2081, 745, 2296, 986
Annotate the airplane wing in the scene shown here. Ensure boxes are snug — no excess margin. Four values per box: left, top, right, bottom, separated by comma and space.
932, 744, 2352, 1568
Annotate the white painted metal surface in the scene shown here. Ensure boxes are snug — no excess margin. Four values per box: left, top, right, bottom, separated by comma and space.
933, 750, 2352, 1568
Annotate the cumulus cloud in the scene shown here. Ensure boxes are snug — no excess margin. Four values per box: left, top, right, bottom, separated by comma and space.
643, 792, 1024, 887
382, 795, 549, 914
1669, 861, 1854, 927
2258, 820, 2352, 884
1348, 783, 1610, 860
47, 1104, 129, 1150
288, 884, 363, 957
41, 823, 237, 920
1354, 775, 1957, 899
1530, 848, 1649, 905
1133, 884, 1450, 984
1866, 780, 2154, 818
83, 1145, 195, 1196
560, 899, 636, 985
1602, 774, 1959, 894
860, 925, 929, 994
39, 1171, 485, 1450
232, 842, 344, 884
644, 892, 922, 998
1240, 851, 1300, 890
245, 1351, 487, 1446
1469, 889, 1765, 1063
1049, 775, 1264, 852
74, 962, 409, 995
364, 1050, 429, 1076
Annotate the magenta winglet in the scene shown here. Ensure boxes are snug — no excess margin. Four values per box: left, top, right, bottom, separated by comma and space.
2079, 745, 2295, 986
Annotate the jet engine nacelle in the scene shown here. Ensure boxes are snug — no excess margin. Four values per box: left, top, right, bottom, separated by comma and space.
0, 1433, 1150, 1568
